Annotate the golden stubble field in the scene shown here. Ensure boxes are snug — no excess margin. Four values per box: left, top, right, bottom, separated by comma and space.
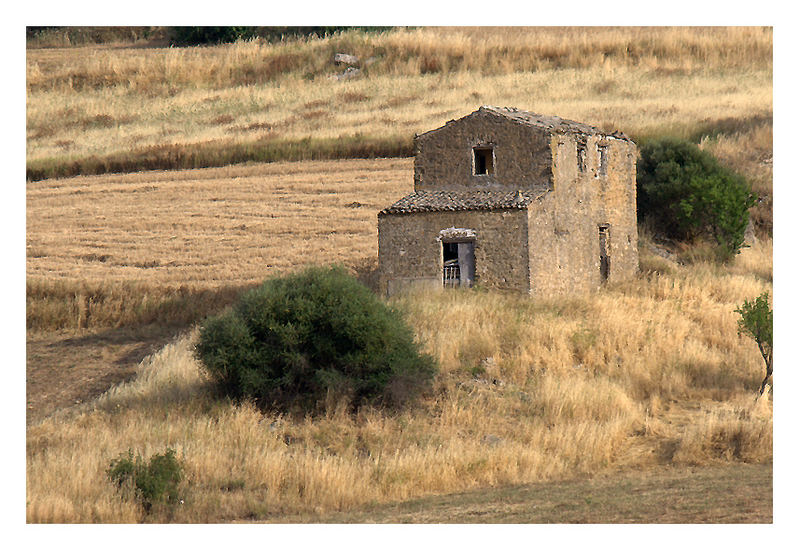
25, 158, 411, 422
26, 158, 410, 288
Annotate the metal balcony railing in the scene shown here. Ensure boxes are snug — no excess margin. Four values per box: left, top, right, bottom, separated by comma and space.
443, 263, 460, 287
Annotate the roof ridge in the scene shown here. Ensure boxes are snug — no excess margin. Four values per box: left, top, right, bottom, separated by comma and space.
416, 106, 631, 141
477, 105, 630, 140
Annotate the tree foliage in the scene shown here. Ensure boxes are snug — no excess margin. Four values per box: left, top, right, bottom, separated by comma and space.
168, 27, 258, 46
637, 137, 756, 261
195, 266, 436, 412
735, 292, 773, 395
167, 26, 391, 46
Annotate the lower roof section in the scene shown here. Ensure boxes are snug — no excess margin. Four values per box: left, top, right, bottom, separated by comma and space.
379, 189, 547, 215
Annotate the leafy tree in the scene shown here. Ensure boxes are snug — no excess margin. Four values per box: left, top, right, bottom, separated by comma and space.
735, 292, 773, 395
195, 266, 436, 412
637, 137, 756, 261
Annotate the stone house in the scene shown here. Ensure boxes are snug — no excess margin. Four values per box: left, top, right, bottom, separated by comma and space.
377, 106, 639, 296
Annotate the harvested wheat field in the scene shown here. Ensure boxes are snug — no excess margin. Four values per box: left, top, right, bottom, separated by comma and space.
25, 158, 410, 422
26, 158, 409, 289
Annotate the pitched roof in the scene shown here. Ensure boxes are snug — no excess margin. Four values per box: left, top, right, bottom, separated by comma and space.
418, 105, 632, 142
379, 189, 545, 215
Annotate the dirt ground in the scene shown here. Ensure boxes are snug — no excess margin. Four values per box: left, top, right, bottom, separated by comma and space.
272, 462, 773, 523
26, 326, 179, 425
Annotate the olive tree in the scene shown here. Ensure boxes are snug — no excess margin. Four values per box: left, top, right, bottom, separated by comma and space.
735, 292, 773, 395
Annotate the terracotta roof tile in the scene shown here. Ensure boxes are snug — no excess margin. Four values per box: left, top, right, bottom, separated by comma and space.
379, 189, 545, 215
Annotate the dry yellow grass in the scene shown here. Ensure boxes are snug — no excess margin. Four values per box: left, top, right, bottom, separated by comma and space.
26, 27, 772, 177
26, 158, 409, 288
26, 158, 411, 330
26, 235, 772, 521
25, 155, 773, 520
26, 155, 772, 523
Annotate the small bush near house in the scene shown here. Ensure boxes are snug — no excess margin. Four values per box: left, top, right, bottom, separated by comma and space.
195, 265, 437, 412
107, 448, 184, 512
637, 137, 756, 261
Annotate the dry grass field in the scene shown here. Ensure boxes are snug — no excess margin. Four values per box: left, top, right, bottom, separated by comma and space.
25, 158, 410, 421
26, 27, 772, 179
26, 159, 773, 523
26, 27, 773, 524
26, 159, 408, 291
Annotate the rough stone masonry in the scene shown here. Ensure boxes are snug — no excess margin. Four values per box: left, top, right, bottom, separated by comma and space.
378, 106, 638, 296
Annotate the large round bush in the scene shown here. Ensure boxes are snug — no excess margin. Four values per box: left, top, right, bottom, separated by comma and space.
637, 137, 756, 260
195, 266, 436, 411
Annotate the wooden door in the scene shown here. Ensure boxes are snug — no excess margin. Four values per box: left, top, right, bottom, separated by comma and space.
457, 242, 475, 287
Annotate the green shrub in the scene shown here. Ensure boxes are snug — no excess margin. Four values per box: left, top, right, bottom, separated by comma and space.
167, 26, 392, 46
107, 448, 184, 512
637, 137, 756, 261
195, 265, 436, 412
168, 27, 258, 46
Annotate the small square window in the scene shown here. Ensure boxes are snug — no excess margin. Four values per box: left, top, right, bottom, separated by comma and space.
473, 146, 494, 175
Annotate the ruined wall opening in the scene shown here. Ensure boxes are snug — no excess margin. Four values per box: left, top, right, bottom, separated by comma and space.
577, 142, 587, 173
597, 144, 608, 177
598, 224, 610, 282
473, 146, 494, 175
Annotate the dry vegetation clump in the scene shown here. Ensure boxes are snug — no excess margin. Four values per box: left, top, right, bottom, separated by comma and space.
26, 27, 772, 180
670, 393, 773, 465
26, 237, 772, 522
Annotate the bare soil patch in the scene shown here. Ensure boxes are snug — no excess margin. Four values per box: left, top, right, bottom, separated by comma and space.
26, 326, 178, 425
274, 463, 772, 523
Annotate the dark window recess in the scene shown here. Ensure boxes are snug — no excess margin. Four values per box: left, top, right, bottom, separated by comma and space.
443, 241, 475, 288
473, 147, 494, 175
597, 145, 608, 177
598, 225, 610, 282
577, 143, 587, 172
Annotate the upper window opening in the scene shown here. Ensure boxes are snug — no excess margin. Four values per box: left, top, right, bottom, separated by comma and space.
577, 143, 587, 172
597, 145, 608, 177
473, 146, 494, 175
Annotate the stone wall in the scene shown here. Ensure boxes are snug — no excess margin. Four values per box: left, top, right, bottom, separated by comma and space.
526, 133, 638, 296
379, 108, 639, 297
378, 208, 530, 295
413, 110, 553, 193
